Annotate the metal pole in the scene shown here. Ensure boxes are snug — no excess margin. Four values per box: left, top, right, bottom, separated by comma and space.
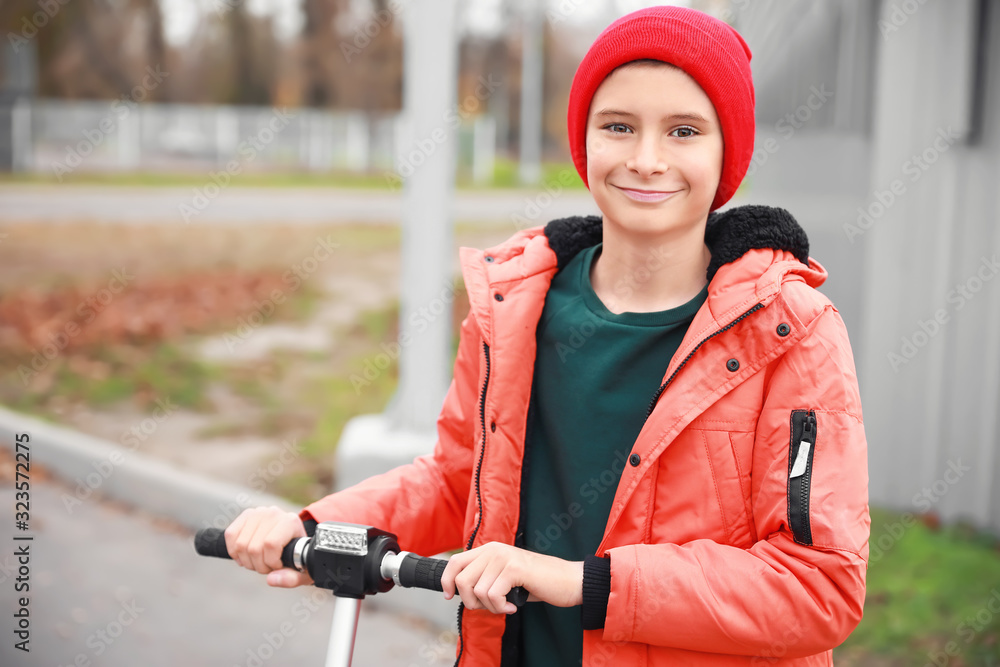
518, 0, 542, 185
391, 0, 459, 431
324, 597, 362, 667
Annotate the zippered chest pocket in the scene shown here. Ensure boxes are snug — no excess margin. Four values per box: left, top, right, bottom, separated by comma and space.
787, 409, 817, 545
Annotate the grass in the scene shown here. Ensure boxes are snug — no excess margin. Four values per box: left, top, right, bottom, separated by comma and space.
0, 169, 394, 190
835, 507, 1000, 665
272, 350, 398, 505
270, 284, 469, 506
272, 299, 404, 504
0, 158, 588, 191
1, 276, 323, 417
2, 343, 221, 416
462, 157, 587, 191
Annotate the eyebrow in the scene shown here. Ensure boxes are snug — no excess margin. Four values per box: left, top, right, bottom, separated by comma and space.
593, 109, 711, 124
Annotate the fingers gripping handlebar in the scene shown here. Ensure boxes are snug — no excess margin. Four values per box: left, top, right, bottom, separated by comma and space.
194, 521, 529, 607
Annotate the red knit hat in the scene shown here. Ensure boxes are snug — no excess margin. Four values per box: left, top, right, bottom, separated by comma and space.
567, 6, 755, 211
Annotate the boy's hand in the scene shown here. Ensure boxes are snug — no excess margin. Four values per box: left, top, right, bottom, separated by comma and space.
224, 506, 314, 588
440, 542, 584, 614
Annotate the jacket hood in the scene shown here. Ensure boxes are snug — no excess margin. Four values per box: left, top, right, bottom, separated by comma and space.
545, 204, 813, 284
459, 204, 829, 345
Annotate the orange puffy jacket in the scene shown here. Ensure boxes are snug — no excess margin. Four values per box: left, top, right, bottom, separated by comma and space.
301, 205, 870, 666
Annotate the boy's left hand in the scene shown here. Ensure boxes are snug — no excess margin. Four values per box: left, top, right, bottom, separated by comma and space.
440, 542, 584, 614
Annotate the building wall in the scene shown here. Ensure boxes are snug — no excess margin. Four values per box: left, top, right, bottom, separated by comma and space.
733, 0, 1000, 532
859, 0, 999, 532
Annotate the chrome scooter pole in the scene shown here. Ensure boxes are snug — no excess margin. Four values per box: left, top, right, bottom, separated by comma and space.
195, 522, 528, 667
325, 597, 362, 667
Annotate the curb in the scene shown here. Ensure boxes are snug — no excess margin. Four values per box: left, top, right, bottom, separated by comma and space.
0, 405, 460, 633
0, 405, 297, 530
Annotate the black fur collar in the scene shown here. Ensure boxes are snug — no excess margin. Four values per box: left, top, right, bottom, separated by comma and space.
543, 204, 811, 283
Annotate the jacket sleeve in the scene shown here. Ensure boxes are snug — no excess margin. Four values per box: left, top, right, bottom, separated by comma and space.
601, 303, 870, 658
298, 309, 482, 557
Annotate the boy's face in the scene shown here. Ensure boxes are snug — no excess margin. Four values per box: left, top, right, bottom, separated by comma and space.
585, 63, 724, 236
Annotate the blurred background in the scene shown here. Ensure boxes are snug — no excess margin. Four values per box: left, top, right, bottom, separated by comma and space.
0, 0, 998, 665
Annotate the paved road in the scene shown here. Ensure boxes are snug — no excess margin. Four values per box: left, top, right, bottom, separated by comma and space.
0, 184, 600, 225
0, 476, 458, 667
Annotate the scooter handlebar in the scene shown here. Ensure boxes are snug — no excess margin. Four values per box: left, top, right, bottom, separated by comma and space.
193, 523, 528, 607
194, 527, 298, 570
390, 552, 528, 607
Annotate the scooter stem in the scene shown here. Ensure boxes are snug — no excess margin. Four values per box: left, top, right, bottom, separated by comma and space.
325, 597, 362, 667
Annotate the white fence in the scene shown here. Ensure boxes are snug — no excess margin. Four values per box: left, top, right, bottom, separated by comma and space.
7, 99, 497, 182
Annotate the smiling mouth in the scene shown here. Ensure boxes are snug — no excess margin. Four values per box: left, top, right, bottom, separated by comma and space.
614, 186, 680, 202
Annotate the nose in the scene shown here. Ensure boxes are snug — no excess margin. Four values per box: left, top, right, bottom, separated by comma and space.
625, 133, 668, 176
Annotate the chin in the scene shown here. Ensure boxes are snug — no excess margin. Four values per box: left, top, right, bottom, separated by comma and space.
603, 210, 672, 235
597, 198, 692, 234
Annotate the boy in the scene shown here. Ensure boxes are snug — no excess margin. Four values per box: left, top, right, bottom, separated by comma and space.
225, 6, 870, 666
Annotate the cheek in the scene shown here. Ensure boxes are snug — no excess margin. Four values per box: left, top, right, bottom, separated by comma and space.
706, 138, 725, 187
686, 142, 725, 190
585, 131, 615, 177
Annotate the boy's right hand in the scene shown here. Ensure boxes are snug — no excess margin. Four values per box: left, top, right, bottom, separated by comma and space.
224, 506, 314, 588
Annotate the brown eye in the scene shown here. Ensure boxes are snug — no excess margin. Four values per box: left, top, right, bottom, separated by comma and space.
672, 126, 698, 138
603, 123, 631, 134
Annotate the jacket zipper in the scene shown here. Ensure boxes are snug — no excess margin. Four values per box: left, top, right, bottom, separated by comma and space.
453, 303, 764, 662
788, 409, 817, 545
454, 341, 491, 667
644, 302, 765, 421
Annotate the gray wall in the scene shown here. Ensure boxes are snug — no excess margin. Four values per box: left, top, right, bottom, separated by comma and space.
732, 0, 1000, 533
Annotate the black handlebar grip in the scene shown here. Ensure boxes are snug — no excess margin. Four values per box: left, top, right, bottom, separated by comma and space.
194, 528, 231, 559
194, 528, 299, 570
506, 585, 528, 607
400, 553, 447, 591
399, 554, 529, 607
